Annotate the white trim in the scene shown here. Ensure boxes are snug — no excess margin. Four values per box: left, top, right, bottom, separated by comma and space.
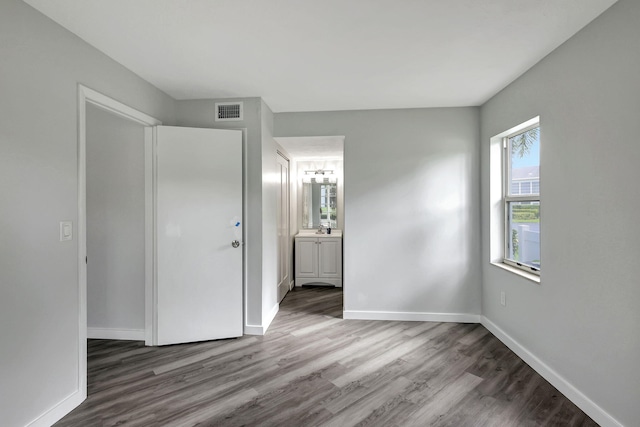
150, 126, 160, 346
235, 128, 250, 338
26, 390, 85, 427
490, 262, 540, 283
244, 324, 266, 336
87, 328, 145, 341
81, 86, 160, 126
144, 127, 154, 345
494, 117, 540, 141
77, 85, 162, 420
503, 258, 540, 277
481, 316, 623, 427
343, 310, 481, 323
76, 85, 88, 406
263, 303, 280, 332
244, 303, 280, 336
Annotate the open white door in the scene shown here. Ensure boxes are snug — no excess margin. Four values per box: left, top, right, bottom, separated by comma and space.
155, 126, 243, 345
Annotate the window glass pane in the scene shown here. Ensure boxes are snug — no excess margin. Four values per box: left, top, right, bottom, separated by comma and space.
507, 201, 540, 269
509, 127, 540, 196
532, 181, 540, 193
320, 186, 327, 220
511, 182, 519, 195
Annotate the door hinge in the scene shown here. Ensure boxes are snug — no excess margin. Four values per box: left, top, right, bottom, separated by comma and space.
86, 256, 88, 264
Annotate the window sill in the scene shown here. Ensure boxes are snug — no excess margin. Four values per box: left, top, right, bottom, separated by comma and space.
491, 262, 540, 284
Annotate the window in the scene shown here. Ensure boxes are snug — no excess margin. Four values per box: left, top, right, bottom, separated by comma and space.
504, 124, 540, 274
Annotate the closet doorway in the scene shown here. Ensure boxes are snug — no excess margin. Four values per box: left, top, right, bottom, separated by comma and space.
86, 103, 147, 341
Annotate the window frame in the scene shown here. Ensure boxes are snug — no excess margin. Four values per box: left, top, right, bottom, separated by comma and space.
502, 122, 540, 275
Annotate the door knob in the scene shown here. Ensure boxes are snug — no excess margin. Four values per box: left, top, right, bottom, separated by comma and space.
232, 240, 240, 248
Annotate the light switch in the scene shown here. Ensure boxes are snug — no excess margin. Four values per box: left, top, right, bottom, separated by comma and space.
60, 221, 73, 241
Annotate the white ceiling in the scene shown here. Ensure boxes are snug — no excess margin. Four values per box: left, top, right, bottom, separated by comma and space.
276, 136, 344, 160
24, 0, 617, 113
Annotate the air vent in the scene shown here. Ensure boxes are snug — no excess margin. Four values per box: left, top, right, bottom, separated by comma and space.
215, 102, 243, 121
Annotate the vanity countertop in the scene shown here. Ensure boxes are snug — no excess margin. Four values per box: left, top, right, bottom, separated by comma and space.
296, 230, 342, 238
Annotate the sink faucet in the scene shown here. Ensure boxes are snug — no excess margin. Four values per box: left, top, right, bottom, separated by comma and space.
317, 224, 325, 234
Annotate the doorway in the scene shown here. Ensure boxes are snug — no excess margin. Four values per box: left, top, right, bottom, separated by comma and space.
78, 87, 245, 388
77, 85, 161, 396
85, 103, 146, 341
273, 136, 345, 309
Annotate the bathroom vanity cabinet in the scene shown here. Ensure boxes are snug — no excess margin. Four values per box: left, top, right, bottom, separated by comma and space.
294, 232, 342, 287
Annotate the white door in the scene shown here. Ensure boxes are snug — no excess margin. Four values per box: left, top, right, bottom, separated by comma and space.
276, 152, 290, 302
155, 125, 243, 345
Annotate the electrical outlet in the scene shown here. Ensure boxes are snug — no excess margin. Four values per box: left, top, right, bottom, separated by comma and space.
500, 291, 506, 307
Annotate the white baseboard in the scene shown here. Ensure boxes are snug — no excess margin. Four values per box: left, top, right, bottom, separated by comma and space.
343, 310, 481, 323
27, 388, 86, 427
263, 303, 279, 333
87, 327, 145, 341
481, 316, 622, 427
244, 303, 280, 336
243, 324, 265, 335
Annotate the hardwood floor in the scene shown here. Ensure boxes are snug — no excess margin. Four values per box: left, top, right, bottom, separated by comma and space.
56, 287, 598, 426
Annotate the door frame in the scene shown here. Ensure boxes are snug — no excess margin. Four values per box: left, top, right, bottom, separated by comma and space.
276, 150, 291, 301
77, 84, 162, 388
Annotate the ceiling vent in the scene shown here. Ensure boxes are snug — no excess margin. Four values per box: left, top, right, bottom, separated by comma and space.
215, 102, 243, 121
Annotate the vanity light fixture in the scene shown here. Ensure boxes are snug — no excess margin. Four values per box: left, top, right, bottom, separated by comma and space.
301, 169, 336, 183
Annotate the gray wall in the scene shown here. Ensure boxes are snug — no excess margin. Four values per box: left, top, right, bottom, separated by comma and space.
276, 107, 482, 317
86, 104, 145, 333
480, 0, 639, 425
0, 1, 175, 425
260, 100, 280, 324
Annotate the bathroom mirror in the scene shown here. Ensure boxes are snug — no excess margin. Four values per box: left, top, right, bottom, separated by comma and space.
302, 180, 338, 229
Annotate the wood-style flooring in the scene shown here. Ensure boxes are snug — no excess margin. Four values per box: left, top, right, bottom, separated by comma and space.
56, 287, 598, 426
